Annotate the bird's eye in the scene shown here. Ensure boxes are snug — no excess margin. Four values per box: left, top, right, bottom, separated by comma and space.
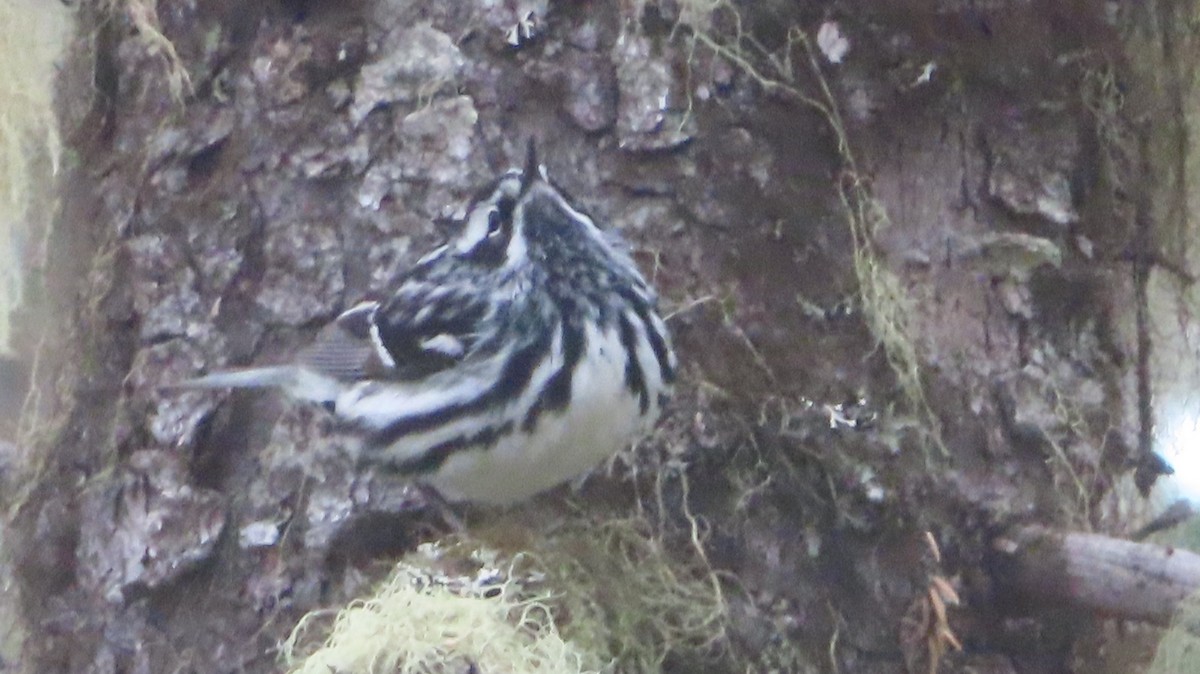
486, 197, 515, 239
487, 209, 504, 236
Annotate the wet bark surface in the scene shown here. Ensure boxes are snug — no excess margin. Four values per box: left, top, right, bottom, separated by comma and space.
6, 1, 1183, 672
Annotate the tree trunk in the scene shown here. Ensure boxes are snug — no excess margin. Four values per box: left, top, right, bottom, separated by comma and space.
5, 1, 1199, 673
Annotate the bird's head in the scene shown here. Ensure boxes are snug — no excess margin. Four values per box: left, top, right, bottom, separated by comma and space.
449, 141, 620, 284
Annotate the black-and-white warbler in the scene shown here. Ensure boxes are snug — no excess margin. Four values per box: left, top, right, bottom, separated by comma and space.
181, 144, 676, 504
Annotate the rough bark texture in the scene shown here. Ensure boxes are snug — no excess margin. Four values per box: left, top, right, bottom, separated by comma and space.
991, 526, 1200, 627
5, 1, 1194, 673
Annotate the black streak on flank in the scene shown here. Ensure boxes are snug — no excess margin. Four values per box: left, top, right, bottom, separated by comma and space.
620, 288, 674, 385
522, 314, 586, 432
391, 421, 515, 475
367, 327, 555, 449
617, 313, 650, 415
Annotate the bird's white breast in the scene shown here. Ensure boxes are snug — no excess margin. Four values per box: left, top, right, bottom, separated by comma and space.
427, 319, 664, 504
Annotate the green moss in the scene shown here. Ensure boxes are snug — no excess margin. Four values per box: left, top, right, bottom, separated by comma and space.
102, 0, 192, 100
0, 0, 69, 353
536, 515, 728, 670
1148, 588, 1200, 674
284, 552, 593, 674
285, 497, 731, 674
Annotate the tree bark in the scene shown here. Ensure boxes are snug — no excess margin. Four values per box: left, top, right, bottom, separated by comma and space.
992, 525, 1200, 627
6, 1, 1198, 672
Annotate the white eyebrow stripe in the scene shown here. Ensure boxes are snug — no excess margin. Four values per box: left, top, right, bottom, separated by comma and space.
454, 174, 525, 254
456, 204, 494, 253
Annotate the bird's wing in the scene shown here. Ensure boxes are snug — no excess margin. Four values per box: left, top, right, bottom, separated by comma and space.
300, 275, 492, 383
173, 273, 490, 397
171, 301, 398, 402
294, 300, 392, 382
370, 272, 494, 381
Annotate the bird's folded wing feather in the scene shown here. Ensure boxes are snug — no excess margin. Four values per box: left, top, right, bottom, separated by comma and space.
370, 282, 491, 381
295, 301, 386, 381
299, 287, 489, 383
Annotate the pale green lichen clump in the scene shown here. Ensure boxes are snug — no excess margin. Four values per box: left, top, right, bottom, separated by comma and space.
284, 550, 593, 674
1148, 588, 1200, 674
284, 507, 731, 674
0, 0, 68, 353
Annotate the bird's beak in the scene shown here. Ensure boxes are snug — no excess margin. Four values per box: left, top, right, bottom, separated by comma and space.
520, 138, 540, 195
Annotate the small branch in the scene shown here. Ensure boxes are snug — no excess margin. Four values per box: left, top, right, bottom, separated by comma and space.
1132, 126, 1161, 496
990, 525, 1200, 627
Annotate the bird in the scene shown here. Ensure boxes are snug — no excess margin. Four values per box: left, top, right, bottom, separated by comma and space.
178, 143, 676, 504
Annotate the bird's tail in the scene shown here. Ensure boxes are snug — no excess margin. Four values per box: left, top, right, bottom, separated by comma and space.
172, 366, 298, 390
168, 365, 342, 403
